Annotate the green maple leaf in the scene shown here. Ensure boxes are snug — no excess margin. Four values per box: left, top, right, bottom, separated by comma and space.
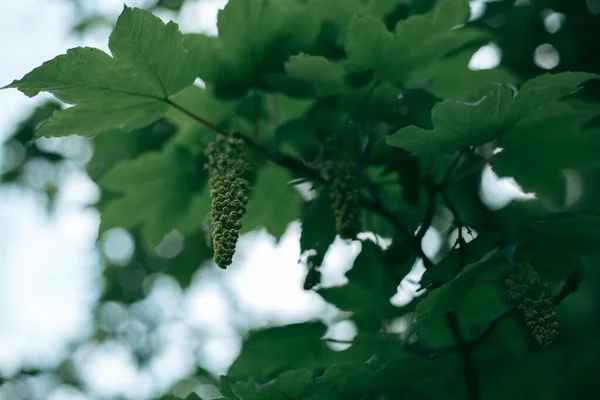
283, 54, 348, 98
344, 0, 486, 84
185, 0, 320, 98
518, 212, 600, 255
493, 101, 600, 205
407, 249, 507, 338
386, 72, 599, 155
3, 6, 198, 137
317, 241, 399, 331
408, 49, 518, 101
227, 322, 335, 382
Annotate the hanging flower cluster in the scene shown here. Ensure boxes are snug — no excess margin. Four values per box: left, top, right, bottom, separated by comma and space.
205, 134, 250, 269
505, 264, 559, 348
319, 132, 361, 240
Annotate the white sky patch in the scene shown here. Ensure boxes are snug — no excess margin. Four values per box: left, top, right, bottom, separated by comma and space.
179, 0, 228, 35
0, 185, 100, 376
534, 43, 560, 70
468, 0, 487, 21
468, 43, 502, 70
223, 224, 331, 325
73, 340, 154, 400
480, 165, 537, 210
324, 320, 357, 351
541, 10, 566, 34
391, 227, 442, 307
48, 385, 90, 400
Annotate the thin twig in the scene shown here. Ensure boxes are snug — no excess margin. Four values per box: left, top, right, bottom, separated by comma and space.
440, 191, 473, 272
553, 270, 582, 306
166, 98, 228, 135
416, 178, 437, 243
359, 194, 433, 268
468, 303, 517, 347
451, 152, 502, 183
439, 152, 464, 188
446, 312, 480, 400
441, 192, 473, 237
353, 79, 433, 269
326, 272, 581, 362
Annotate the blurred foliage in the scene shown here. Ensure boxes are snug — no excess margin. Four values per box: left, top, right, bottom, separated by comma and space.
2, 0, 600, 399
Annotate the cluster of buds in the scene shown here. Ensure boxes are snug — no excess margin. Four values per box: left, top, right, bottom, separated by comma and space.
319, 133, 360, 240
504, 263, 559, 348
205, 134, 250, 269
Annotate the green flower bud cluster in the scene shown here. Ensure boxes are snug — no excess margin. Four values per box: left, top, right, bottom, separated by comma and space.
205, 134, 250, 269
319, 133, 360, 240
504, 264, 559, 348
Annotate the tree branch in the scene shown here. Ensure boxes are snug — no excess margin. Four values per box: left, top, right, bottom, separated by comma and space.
406, 270, 581, 358
326, 268, 581, 360
416, 178, 437, 244
446, 312, 480, 400
440, 191, 473, 272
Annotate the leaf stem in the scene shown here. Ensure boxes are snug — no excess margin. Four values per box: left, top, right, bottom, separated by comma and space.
451, 151, 502, 183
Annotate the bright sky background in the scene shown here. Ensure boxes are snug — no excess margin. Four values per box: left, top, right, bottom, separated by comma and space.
0, 1, 536, 399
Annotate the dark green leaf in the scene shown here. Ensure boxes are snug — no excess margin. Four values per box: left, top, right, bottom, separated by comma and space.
300, 188, 337, 266
494, 102, 600, 205
317, 241, 399, 330
518, 212, 600, 255
187, 0, 321, 97
420, 233, 503, 288
345, 0, 486, 84
227, 322, 335, 382
409, 49, 518, 101
408, 249, 508, 337
386, 72, 599, 155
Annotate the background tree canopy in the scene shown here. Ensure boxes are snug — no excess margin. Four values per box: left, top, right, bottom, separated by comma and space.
1, 0, 600, 399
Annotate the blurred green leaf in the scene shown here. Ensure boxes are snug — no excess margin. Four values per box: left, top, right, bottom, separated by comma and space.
345, 0, 485, 84
283, 54, 348, 97
99, 147, 205, 248
186, 0, 320, 97
240, 166, 303, 240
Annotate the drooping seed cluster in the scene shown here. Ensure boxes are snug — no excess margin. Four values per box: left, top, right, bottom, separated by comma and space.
319, 133, 360, 240
205, 134, 249, 269
504, 264, 559, 348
